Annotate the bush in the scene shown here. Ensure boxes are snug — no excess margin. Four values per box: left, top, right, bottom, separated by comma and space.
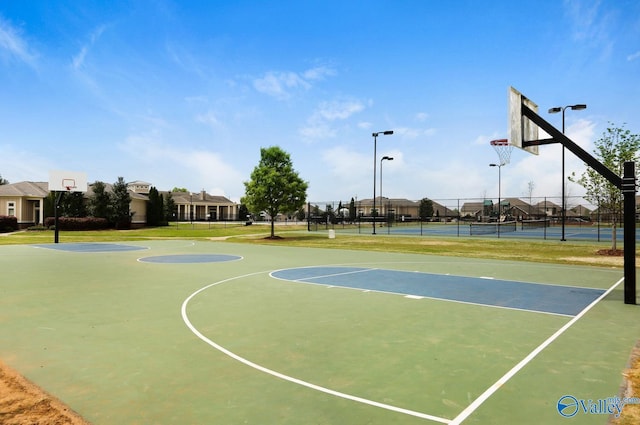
43, 217, 110, 231
0, 216, 18, 232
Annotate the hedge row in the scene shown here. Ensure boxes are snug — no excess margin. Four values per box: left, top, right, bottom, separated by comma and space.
43, 217, 110, 231
0, 216, 18, 232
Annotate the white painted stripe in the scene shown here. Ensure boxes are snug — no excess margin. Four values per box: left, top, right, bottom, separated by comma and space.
405, 295, 423, 299
449, 276, 624, 425
182, 271, 451, 424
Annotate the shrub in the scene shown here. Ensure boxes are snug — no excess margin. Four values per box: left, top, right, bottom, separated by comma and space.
0, 216, 18, 232
43, 217, 110, 231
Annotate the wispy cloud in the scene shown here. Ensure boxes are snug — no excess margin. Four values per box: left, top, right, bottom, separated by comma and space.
563, 0, 614, 59
119, 130, 244, 199
72, 25, 106, 69
0, 17, 37, 66
253, 65, 336, 100
195, 110, 223, 129
299, 99, 366, 141
628, 51, 640, 61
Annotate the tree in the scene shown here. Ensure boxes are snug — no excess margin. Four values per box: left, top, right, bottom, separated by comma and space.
110, 177, 131, 229
0, 174, 8, 185
419, 198, 434, 221
571, 123, 640, 250
349, 197, 356, 222
88, 181, 111, 219
59, 192, 86, 217
164, 191, 176, 222
242, 146, 308, 238
147, 186, 165, 226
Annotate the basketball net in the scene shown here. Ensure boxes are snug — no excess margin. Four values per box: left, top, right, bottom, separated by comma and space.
490, 138, 513, 165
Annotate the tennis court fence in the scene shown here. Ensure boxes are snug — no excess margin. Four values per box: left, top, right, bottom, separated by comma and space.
303, 195, 629, 242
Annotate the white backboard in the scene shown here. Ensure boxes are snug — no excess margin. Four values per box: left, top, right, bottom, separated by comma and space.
48, 170, 88, 192
509, 86, 539, 155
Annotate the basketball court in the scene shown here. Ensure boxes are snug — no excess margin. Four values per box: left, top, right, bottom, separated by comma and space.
0, 239, 637, 424
1, 88, 636, 424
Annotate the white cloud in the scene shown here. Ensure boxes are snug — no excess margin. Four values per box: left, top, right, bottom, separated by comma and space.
252, 65, 337, 100
196, 110, 222, 129
299, 99, 366, 141
71, 25, 106, 70
303, 65, 336, 81
0, 17, 37, 66
253, 71, 309, 100
415, 112, 429, 122
118, 131, 245, 200
627, 51, 640, 61
316, 100, 365, 121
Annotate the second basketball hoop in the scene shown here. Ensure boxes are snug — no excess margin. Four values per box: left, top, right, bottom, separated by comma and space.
490, 138, 513, 165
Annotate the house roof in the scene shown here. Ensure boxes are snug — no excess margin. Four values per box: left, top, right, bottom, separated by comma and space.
0, 181, 49, 197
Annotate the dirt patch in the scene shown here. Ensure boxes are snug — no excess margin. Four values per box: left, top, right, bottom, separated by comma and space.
611, 342, 640, 424
0, 360, 89, 425
598, 249, 625, 256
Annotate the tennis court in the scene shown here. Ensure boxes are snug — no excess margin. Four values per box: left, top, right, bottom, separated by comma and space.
1, 240, 638, 424
321, 220, 635, 241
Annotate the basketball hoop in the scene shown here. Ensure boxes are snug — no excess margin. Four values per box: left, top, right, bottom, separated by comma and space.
490, 138, 513, 165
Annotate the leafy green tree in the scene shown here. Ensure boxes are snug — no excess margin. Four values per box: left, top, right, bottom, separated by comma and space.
88, 181, 111, 219
172, 187, 188, 192
419, 198, 434, 221
242, 146, 308, 238
110, 177, 131, 229
59, 192, 86, 217
0, 174, 8, 185
571, 123, 640, 250
164, 191, 176, 222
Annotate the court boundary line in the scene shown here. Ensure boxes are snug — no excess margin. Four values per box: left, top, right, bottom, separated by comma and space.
181, 270, 451, 424
449, 276, 624, 425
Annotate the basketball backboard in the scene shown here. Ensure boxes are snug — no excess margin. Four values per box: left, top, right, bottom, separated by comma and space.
508, 86, 539, 155
48, 170, 88, 192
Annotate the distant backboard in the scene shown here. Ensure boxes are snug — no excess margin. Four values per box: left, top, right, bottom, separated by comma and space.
508, 87, 539, 155
48, 170, 88, 192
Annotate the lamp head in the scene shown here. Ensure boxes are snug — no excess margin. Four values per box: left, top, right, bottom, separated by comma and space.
570, 104, 587, 110
382, 156, 394, 161
548, 107, 562, 114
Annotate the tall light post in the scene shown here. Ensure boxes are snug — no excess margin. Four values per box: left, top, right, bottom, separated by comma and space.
548, 104, 587, 241
372, 130, 393, 234
489, 162, 504, 237
380, 156, 393, 225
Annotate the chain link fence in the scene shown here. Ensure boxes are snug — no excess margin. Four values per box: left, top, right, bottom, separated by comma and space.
305, 196, 630, 242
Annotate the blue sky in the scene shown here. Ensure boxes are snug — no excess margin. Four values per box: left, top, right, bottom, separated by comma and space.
0, 1, 638, 205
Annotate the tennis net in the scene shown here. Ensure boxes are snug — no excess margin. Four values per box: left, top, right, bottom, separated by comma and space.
469, 221, 517, 235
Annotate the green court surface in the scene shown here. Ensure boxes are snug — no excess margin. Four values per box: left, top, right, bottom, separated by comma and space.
0, 240, 638, 424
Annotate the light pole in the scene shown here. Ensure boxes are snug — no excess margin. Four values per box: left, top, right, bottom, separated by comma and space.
489, 162, 504, 237
380, 156, 393, 226
372, 130, 393, 234
548, 104, 587, 241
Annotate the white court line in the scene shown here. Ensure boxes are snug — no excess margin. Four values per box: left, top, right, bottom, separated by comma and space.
181, 270, 451, 424
449, 276, 624, 425
279, 267, 376, 282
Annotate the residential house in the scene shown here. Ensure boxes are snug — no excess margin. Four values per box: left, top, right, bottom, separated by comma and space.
0, 180, 239, 229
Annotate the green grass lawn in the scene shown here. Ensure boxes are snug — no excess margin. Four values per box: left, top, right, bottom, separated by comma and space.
1, 222, 625, 268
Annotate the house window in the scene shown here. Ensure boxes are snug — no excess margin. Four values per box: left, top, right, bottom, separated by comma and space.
7, 201, 16, 216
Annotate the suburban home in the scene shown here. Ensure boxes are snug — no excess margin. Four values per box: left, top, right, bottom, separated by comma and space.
0, 181, 49, 228
0, 180, 239, 229
355, 197, 458, 221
